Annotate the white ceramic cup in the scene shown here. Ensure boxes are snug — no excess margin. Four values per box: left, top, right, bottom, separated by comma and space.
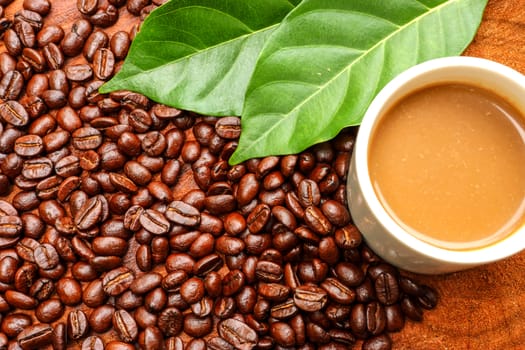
347, 56, 525, 274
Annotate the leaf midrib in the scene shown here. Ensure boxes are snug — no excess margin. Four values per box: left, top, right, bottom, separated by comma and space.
237, 0, 457, 160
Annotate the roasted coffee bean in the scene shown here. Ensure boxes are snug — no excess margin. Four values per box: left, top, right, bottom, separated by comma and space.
218, 318, 258, 349
15, 135, 44, 157
75, 194, 108, 230
5, 290, 38, 309
362, 334, 392, 350
208, 337, 235, 350
35, 298, 64, 323
259, 283, 290, 302
183, 314, 213, 338
140, 209, 170, 234
115, 290, 143, 310
255, 260, 283, 283
92, 236, 128, 256
81, 336, 104, 350
166, 201, 200, 226
137, 326, 163, 350
113, 309, 138, 343
110, 31, 131, 60
385, 304, 404, 332
320, 200, 350, 227
38, 25, 64, 47
33, 243, 59, 270
127, 0, 149, 15
89, 4, 118, 27
42, 89, 67, 108
294, 285, 328, 312
106, 341, 136, 350
56, 277, 82, 305
0, 100, 29, 127
180, 277, 205, 304
0, 256, 18, 283
17, 323, 53, 350
158, 307, 183, 337
334, 262, 364, 287
417, 285, 438, 310
270, 322, 296, 347
270, 298, 298, 320
374, 272, 400, 305
22, 0, 49, 14
191, 296, 214, 317
102, 266, 134, 296
93, 48, 114, 80
215, 117, 241, 139
0, 70, 24, 100
304, 206, 332, 235
77, 0, 98, 15
0, 215, 22, 238
246, 203, 270, 233
2, 313, 32, 338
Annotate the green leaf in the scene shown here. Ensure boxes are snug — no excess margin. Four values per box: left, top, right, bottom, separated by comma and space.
99, 0, 295, 115
230, 0, 488, 164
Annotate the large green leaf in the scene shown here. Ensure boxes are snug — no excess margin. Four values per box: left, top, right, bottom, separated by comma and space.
99, 0, 295, 115
229, 0, 488, 164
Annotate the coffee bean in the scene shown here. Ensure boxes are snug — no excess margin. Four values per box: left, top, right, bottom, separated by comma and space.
374, 272, 400, 305
72, 126, 102, 150
166, 201, 200, 226
304, 206, 332, 235
0, 215, 22, 238
77, 0, 98, 15
417, 285, 438, 310
215, 117, 241, 139
33, 243, 59, 270
81, 336, 104, 350
362, 334, 392, 350
158, 307, 183, 337
0, 100, 29, 127
89, 4, 118, 27
113, 309, 138, 343
139, 208, 170, 234
208, 337, 235, 350
385, 304, 405, 332
93, 48, 114, 80
183, 314, 213, 338
5, 290, 38, 309
218, 318, 258, 349
2, 313, 32, 338
0, 70, 24, 100
246, 203, 270, 233
293, 285, 328, 312
35, 298, 63, 323
270, 322, 296, 347
17, 323, 53, 350
102, 266, 134, 296
37, 25, 64, 47
110, 31, 131, 60
92, 236, 128, 256
56, 277, 82, 305
321, 199, 350, 227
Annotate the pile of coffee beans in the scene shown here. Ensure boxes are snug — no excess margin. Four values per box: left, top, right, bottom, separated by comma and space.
0, 0, 438, 349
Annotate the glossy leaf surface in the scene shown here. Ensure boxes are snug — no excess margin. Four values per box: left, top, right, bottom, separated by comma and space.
230, 0, 488, 164
100, 0, 295, 115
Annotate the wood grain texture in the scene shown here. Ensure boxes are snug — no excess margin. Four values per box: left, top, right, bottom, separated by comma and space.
2, 0, 525, 349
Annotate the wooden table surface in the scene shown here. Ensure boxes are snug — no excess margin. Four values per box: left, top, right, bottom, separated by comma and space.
4, 0, 525, 349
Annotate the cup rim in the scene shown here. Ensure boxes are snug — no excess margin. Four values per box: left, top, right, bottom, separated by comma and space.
354, 56, 525, 265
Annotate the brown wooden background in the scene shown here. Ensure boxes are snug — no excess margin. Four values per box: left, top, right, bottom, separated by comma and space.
4, 0, 525, 349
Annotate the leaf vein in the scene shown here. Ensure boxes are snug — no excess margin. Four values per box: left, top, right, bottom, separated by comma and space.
255, 0, 461, 126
